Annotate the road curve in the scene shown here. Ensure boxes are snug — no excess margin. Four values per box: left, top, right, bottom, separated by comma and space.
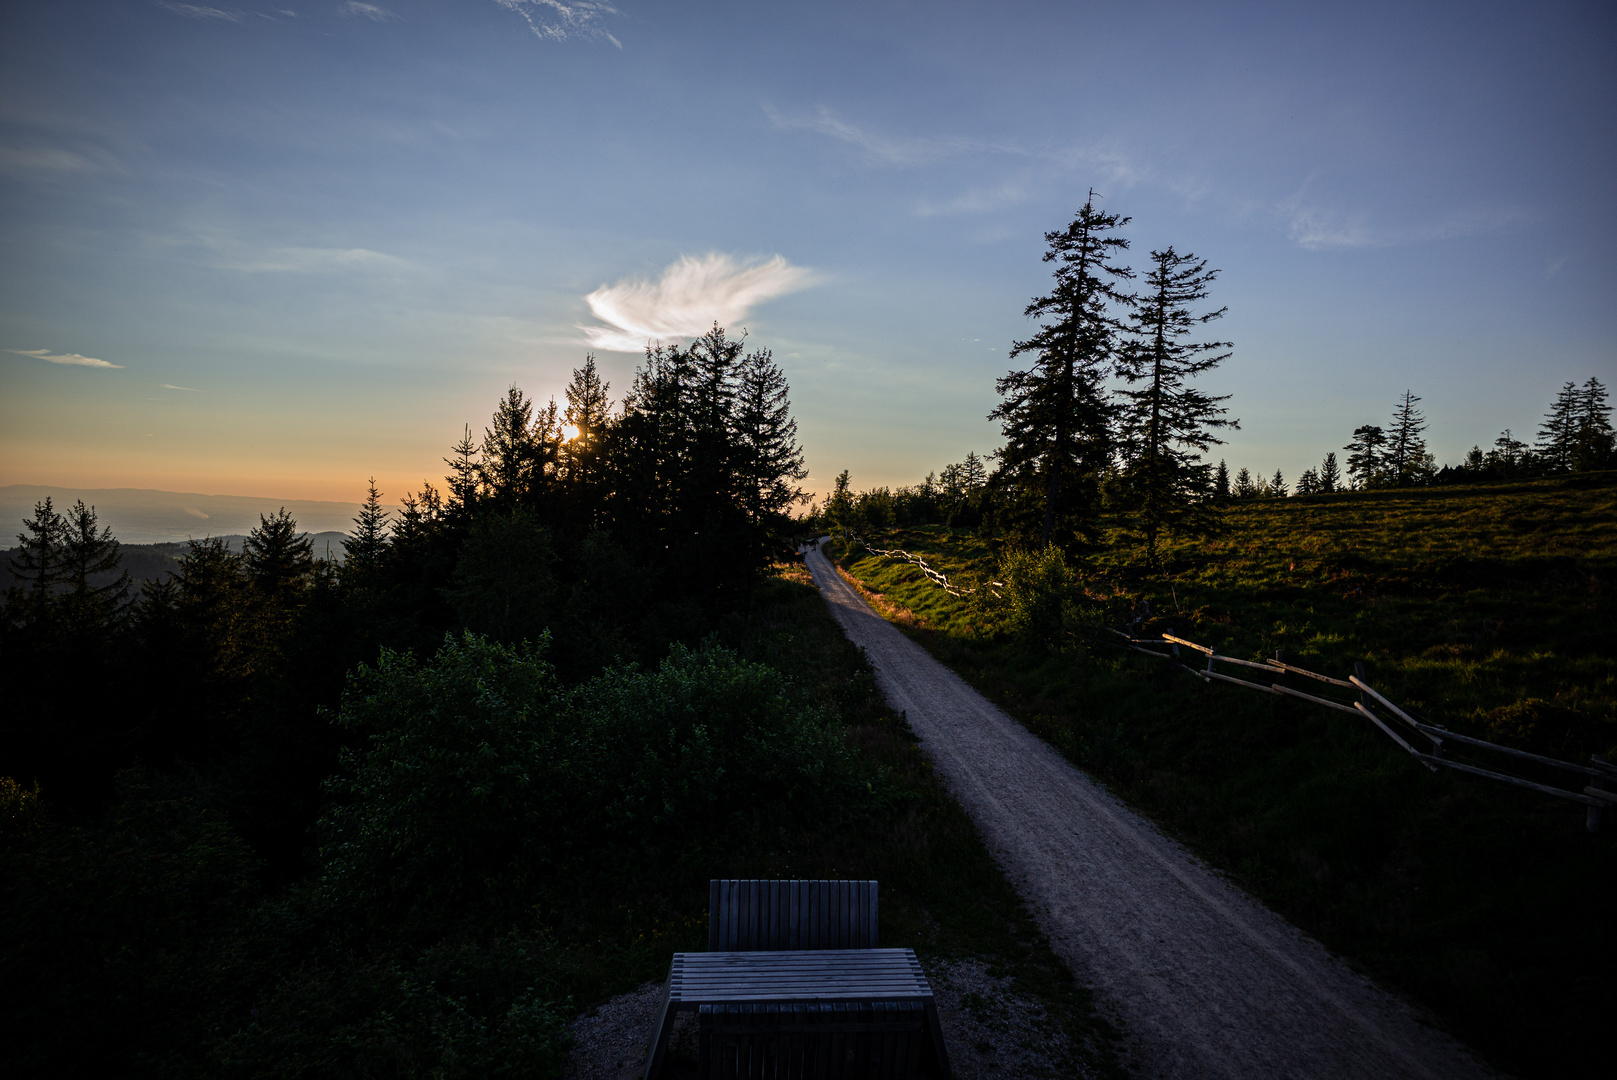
802, 541, 1499, 1080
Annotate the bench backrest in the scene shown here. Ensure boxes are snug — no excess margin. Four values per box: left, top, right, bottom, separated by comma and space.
708, 879, 879, 952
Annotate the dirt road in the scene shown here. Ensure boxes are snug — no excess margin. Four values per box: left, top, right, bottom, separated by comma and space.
803, 542, 1498, 1080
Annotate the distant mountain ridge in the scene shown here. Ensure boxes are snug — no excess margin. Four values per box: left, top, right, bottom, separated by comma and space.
0, 485, 395, 545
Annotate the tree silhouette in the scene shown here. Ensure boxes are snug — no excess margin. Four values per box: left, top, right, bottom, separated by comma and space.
563, 353, 612, 510
58, 500, 130, 639
1387, 390, 1430, 486
733, 347, 807, 527
993, 192, 1133, 549
1344, 425, 1387, 488
1574, 377, 1614, 470
1318, 452, 1341, 493
344, 479, 390, 573
1115, 246, 1237, 561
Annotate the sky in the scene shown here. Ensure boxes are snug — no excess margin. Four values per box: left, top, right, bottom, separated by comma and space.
1, 0, 1613, 507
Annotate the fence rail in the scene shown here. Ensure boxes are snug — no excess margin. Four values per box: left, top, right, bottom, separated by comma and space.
1105, 622, 1613, 830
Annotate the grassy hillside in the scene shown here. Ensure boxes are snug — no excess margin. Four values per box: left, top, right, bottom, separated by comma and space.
823, 473, 1616, 1078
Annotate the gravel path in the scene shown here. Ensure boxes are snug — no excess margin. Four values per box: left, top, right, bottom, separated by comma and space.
804, 542, 1500, 1080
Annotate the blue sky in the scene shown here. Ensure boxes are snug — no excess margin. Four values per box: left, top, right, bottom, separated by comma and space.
1, 0, 1612, 505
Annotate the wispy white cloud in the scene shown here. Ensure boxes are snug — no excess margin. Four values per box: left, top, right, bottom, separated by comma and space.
340, 2, 395, 22
765, 106, 980, 167
161, 383, 206, 392
582, 253, 814, 353
9, 348, 124, 369
1279, 179, 1532, 250
155, 2, 246, 21
493, 1, 622, 48
211, 245, 410, 273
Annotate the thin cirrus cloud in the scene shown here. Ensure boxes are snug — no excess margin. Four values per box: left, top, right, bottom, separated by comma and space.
155, 2, 246, 21
162, 383, 206, 392
341, 2, 395, 22
8, 348, 124, 369
492, 0, 622, 47
581, 253, 814, 353
764, 106, 980, 167
210, 245, 410, 273
1277, 176, 1533, 250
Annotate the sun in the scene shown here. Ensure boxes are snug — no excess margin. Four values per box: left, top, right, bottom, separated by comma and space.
561, 424, 580, 442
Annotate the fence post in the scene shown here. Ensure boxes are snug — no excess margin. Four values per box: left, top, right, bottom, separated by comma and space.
1590, 755, 1608, 834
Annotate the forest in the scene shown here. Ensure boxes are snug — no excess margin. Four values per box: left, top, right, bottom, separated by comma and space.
0, 326, 901, 1076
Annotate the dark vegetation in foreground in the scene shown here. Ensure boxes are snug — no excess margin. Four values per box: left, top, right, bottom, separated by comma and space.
821, 472, 1616, 1080
0, 330, 1120, 1077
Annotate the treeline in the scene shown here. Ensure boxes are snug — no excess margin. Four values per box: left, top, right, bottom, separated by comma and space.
0, 327, 836, 1076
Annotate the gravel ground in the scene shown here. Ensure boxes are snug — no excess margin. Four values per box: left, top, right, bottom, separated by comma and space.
804, 541, 1502, 1080
566, 957, 1084, 1080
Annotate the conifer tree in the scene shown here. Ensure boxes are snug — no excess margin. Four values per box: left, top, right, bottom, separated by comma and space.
733, 347, 807, 526
1574, 376, 1614, 470
1344, 425, 1387, 488
244, 508, 314, 611
1270, 469, 1288, 497
1387, 390, 1429, 486
1233, 467, 1257, 499
1115, 246, 1237, 561
344, 479, 390, 572
6, 498, 65, 617
445, 425, 482, 516
1536, 382, 1581, 472
481, 386, 540, 506
1212, 459, 1231, 501
992, 192, 1134, 549
1318, 452, 1341, 493
57, 500, 130, 638
1296, 468, 1319, 495
563, 353, 612, 499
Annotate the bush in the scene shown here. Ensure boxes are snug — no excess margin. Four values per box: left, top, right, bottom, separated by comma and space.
318, 632, 856, 924
999, 546, 1099, 650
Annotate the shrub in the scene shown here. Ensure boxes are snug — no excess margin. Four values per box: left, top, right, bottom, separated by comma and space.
999, 546, 1100, 650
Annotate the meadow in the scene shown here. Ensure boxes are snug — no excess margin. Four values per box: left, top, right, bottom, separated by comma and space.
824, 472, 1616, 1078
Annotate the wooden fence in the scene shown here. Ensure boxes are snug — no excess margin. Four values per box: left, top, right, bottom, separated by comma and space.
1106, 618, 1616, 832
828, 536, 1613, 831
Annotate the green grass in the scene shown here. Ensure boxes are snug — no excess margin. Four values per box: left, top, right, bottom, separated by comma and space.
825, 473, 1617, 1079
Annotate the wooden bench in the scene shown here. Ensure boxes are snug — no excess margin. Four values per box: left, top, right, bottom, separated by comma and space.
642, 881, 951, 1079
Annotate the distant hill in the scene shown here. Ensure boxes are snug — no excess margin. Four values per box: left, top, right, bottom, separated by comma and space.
0, 532, 353, 593
0, 485, 392, 545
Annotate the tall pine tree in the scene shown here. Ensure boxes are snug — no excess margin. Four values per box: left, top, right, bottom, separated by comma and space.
992, 192, 1134, 549
1115, 246, 1237, 561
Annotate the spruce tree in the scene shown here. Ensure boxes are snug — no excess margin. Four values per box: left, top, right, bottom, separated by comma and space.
480, 385, 540, 506
6, 498, 65, 617
1212, 459, 1231, 501
563, 353, 613, 500
1387, 390, 1429, 486
1537, 381, 1581, 472
1233, 467, 1257, 498
1115, 246, 1237, 561
1296, 468, 1319, 495
244, 508, 314, 610
344, 478, 390, 572
1574, 376, 1614, 470
733, 347, 808, 527
1319, 452, 1341, 493
445, 425, 482, 516
992, 192, 1133, 549
57, 500, 130, 638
